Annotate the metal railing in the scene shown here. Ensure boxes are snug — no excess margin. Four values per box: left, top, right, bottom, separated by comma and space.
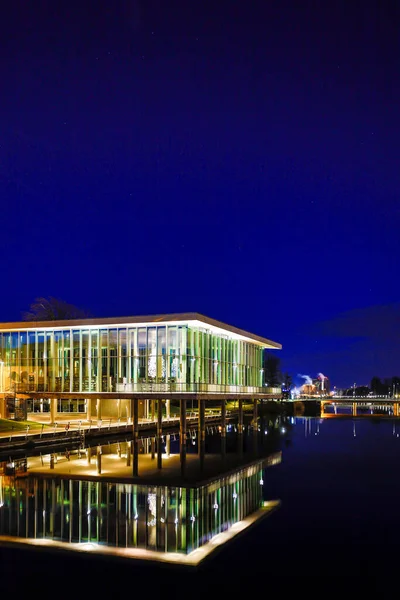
6, 382, 281, 395
114, 383, 281, 395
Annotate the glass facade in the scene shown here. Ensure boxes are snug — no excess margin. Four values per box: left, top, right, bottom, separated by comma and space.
0, 324, 265, 393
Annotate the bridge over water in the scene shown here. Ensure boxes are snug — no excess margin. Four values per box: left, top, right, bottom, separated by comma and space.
293, 397, 400, 418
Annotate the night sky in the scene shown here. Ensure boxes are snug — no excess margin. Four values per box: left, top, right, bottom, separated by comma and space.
1, 1, 399, 388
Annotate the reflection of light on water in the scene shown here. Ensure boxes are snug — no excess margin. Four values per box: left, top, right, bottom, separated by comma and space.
0, 476, 3, 507
81, 543, 97, 551
0, 459, 282, 568
148, 493, 157, 517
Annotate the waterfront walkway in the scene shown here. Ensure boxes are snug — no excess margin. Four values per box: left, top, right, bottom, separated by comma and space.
0, 412, 233, 461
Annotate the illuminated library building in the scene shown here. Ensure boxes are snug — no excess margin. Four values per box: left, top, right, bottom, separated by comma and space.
0, 313, 281, 421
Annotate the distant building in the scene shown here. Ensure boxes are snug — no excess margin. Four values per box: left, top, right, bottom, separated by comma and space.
313, 375, 330, 396
299, 374, 330, 397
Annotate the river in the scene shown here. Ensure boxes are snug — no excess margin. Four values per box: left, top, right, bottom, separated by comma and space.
0, 415, 398, 596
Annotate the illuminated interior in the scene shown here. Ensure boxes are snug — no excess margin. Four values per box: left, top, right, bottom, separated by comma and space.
0, 314, 280, 395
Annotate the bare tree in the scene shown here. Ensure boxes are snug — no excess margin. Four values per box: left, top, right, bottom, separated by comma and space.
282, 372, 293, 390
22, 296, 91, 321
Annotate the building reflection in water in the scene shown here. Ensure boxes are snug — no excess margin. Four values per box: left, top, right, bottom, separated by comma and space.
0, 453, 280, 561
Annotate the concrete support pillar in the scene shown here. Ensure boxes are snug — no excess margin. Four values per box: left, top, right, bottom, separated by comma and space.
157, 399, 163, 469
238, 398, 243, 434
132, 398, 139, 477
50, 454, 55, 469
96, 398, 102, 420
150, 398, 156, 459
238, 397, 244, 456
87, 447, 92, 465
156, 488, 162, 548
221, 399, 226, 458
96, 447, 102, 474
50, 398, 57, 425
253, 398, 258, 427
129, 398, 134, 424
126, 441, 131, 466
198, 398, 205, 469
0, 396, 4, 419
180, 399, 187, 476
253, 399, 258, 454
165, 400, 171, 455
86, 397, 92, 420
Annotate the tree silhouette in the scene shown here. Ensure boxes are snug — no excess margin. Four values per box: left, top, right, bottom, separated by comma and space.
282, 372, 293, 390
370, 376, 384, 395
22, 296, 91, 321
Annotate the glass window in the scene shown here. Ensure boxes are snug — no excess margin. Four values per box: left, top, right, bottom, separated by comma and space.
100, 330, 108, 363
73, 330, 80, 358
91, 330, 98, 356
81, 330, 89, 356
109, 329, 117, 380
28, 331, 36, 369
20, 333, 28, 360
109, 329, 117, 353
63, 330, 70, 348
45, 331, 52, 359
138, 328, 146, 380
54, 331, 63, 360
157, 327, 166, 382
129, 328, 136, 356
118, 328, 127, 356
37, 332, 45, 361
147, 328, 156, 380
167, 327, 177, 381
10, 332, 18, 366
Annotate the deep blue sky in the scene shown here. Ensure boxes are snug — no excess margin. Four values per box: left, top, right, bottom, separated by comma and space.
0, 1, 399, 388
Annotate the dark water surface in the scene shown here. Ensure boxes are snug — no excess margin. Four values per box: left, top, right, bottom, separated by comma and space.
1, 416, 399, 596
